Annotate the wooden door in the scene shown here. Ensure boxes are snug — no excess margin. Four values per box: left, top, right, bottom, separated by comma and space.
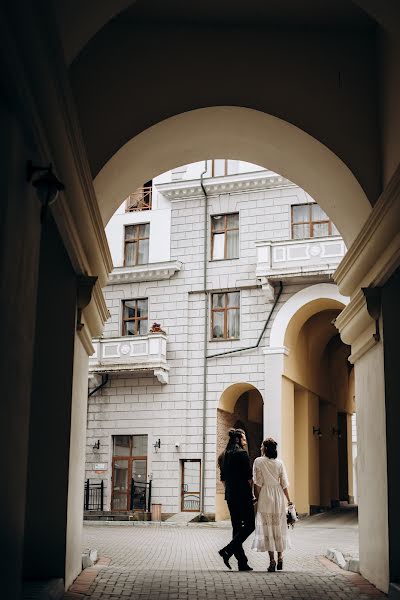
181, 460, 201, 512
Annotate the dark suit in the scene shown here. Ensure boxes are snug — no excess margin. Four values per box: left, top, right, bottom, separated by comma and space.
220, 448, 255, 566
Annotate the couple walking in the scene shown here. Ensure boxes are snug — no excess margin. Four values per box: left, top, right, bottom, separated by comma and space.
218, 428, 292, 572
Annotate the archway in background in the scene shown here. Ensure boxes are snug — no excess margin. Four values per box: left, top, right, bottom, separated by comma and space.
273, 286, 354, 515
216, 383, 263, 521
94, 107, 371, 246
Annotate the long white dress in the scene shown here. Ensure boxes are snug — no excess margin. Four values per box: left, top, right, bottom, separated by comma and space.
251, 456, 291, 552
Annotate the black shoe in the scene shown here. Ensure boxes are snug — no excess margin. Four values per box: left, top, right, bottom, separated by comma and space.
268, 560, 276, 572
238, 564, 253, 571
218, 548, 232, 570
277, 559, 283, 571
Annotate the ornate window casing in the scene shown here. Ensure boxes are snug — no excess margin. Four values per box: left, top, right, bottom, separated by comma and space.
292, 203, 339, 239
124, 223, 150, 266
211, 291, 240, 339
122, 298, 148, 336
211, 213, 239, 260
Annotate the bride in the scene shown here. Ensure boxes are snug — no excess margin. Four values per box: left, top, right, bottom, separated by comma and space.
252, 437, 293, 572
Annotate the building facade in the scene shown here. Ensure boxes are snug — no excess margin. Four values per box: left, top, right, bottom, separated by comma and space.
85, 160, 354, 520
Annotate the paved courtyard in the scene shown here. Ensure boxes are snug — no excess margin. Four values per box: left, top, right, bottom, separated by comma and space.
65, 512, 386, 599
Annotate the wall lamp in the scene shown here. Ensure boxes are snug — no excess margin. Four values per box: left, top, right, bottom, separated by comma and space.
153, 438, 161, 453
332, 427, 342, 439
313, 427, 322, 438
93, 440, 100, 452
27, 160, 64, 221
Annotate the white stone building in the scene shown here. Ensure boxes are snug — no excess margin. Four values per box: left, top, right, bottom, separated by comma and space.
85, 160, 354, 521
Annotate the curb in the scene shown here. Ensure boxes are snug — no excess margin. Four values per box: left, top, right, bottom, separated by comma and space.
325, 547, 360, 573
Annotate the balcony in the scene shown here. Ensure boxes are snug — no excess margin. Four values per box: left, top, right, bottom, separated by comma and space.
256, 236, 346, 296
89, 332, 169, 384
125, 186, 152, 212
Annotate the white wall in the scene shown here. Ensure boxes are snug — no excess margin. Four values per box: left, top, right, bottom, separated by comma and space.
105, 203, 171, 267
88, 163, 344, 515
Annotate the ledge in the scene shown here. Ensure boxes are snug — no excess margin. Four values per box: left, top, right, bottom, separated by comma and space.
157, 170, 293, 201
89, 333, 169, 383
334, 288, 379, 363
109, 260, 182, 284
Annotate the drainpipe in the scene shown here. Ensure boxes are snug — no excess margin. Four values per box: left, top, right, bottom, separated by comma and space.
199, 161, 209, 521
88, 373, 109, 397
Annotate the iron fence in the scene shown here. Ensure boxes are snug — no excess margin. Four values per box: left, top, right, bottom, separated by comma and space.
84, 479, 104, 511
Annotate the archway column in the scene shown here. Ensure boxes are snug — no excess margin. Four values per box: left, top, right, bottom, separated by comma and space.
335, 164, 400, 596
263, 347, 289, 445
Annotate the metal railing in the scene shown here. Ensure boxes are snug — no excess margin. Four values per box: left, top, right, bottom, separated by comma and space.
84, 479, 104, 511
130, 478, 152, 512
125, 187, 152, 212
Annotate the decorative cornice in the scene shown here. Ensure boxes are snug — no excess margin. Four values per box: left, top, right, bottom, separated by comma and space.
334, 288, 379, 363
85, 283, 110, 338
157, 171, 294, 201
334, 163, 400, 296
77, 315, 95, 356
109, 260, 182, 284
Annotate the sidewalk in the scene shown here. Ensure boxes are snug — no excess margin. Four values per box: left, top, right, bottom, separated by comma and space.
65, 510, 386, 599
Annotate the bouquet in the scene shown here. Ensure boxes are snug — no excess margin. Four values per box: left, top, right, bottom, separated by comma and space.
287, 503, 298, 528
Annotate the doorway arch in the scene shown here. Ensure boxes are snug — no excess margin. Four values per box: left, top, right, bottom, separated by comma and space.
216, 382, 263, 520
94, 107, 371, 245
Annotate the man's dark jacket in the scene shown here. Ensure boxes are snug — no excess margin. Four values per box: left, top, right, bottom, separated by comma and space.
220, 448, 252, 502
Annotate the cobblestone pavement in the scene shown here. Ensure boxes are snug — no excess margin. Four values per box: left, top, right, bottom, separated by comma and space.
65, 516, 386, 599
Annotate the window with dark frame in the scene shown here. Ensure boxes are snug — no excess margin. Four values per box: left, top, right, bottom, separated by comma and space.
122, 299, 148, 336
211, 291, 240, 339
291, 203, 339, 239
124, 223, 150, 266
211, 213, 239, 260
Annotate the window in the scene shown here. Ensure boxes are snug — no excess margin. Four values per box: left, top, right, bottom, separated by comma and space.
211, 291, 240, 339
124, 223, 149, 266
291, 203, 339, 239
111, 434, 148, 511
122, 299, 148, 336
211, 213, 239, 260
210, 159, 236, 177
125, 181, 152, 212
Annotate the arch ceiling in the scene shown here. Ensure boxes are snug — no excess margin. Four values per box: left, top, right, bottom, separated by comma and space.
56, 0, 392, 65
94, 107, 371, 245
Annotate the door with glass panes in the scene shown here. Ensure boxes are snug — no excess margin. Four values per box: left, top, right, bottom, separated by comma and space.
181, 460, 201, 511
111, 435, 147, 510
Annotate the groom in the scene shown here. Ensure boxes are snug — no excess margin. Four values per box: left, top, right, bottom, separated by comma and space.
218, 428, 255, 571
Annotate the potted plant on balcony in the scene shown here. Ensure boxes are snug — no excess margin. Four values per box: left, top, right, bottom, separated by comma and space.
150, 322, 165, 334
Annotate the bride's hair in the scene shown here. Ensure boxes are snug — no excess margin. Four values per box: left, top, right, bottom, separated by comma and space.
261, 437, 278, 458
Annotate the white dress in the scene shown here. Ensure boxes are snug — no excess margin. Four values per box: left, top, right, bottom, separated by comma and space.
251, 457, 291, 552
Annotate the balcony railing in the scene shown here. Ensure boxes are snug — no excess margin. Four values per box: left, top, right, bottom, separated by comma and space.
256, 236, 346, 281
89, 332, 169, 384
125, 186, 152, 212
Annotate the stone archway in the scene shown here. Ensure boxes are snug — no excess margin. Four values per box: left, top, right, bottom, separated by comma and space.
94, 107, 371, 246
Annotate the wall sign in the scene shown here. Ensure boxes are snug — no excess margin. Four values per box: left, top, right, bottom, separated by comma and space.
94, 463, 106, 471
